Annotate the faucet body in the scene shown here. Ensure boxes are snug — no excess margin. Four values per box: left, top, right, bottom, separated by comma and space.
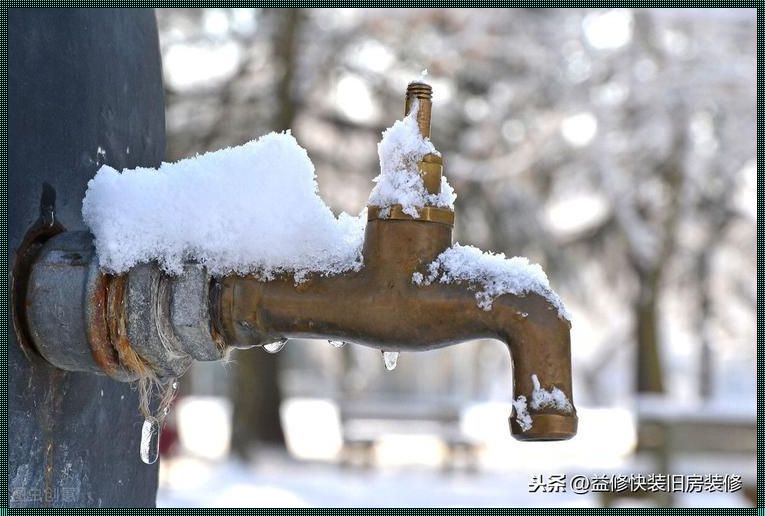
216, 210, 576, 440
15, 82, 577, 441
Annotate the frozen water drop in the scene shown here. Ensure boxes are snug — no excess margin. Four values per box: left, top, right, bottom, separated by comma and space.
329, 340, 346, 348
382, 351, 399, 371
264, 339, 287, 354
172, 380, 178, 390
140, 417, 160, 465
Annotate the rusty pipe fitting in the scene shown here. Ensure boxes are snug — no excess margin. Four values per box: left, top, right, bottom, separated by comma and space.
22, 231, 226, 382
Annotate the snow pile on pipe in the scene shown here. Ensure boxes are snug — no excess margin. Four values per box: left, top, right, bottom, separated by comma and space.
82, 132, 365, 278
412, 244, 570, 320
368, 103, 455, 218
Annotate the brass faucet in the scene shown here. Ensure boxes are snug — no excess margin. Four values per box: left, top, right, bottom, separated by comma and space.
16, 83, 577, 442
212, 83, 578, 441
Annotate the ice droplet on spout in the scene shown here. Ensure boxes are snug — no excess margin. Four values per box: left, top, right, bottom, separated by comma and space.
140, 417, 160, 465
264, 339, 288, 354
383, 351, 399, 371
329, 340, 346, 348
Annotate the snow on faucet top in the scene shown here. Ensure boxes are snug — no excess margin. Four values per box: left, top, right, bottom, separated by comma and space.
367, 102, 456, 218
82, 102, 457, 278
82, 104, 566, 321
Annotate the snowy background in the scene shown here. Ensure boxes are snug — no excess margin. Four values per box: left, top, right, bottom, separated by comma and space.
152, 8, 756, 508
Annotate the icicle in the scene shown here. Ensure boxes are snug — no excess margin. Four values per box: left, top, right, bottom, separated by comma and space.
135, 376, 179, 464
140, 416, 160, 465
382, 351, 399, 371
329, 340, 346, 348
264, 338, 288, 354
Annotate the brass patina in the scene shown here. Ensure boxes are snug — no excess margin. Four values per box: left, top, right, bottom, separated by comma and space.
367, 205, 455, 226
215, 83, 577, 441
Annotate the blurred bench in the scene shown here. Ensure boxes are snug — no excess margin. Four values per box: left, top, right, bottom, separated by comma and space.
602, 398, 756, 507
338, 398, 480, 471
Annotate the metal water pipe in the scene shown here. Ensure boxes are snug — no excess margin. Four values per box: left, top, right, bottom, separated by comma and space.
14, 82, 578, 446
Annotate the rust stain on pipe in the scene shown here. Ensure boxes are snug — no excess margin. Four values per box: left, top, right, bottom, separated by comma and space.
11, 215, 65, 361
87, 273, 120, 375
87, 274, 143, 381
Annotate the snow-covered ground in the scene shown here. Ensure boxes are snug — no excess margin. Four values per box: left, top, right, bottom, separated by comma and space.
157, 451, 752, 508
158, 454, 594, 508
156, 397, 753, 507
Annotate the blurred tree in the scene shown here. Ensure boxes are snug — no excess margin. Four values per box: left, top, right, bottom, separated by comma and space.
230, 9, 307, 454
157, 7, 756, 435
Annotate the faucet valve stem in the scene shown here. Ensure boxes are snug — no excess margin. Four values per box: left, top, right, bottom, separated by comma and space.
405, 82, 433, 139
368, 82, 450, 224
405, 82, 443, 196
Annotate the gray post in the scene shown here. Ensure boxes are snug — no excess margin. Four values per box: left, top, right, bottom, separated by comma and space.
9, 9, 166, 507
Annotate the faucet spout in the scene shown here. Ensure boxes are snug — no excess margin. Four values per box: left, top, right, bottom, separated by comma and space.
490, 295, 577, 440
215, 216, 577, 440
213, 81, 577, 441
17, 80, 577, 442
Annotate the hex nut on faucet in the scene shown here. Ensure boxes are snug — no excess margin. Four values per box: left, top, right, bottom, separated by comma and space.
168, 264, 226, 361
125, 264, 194, 379
24, 231, 123, 377
21, 231, 229, 381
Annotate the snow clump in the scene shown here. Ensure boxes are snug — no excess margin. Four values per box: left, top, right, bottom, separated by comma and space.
412, 244, 570, 320
512, 395, 533, 432
529, 374, 573, 413
512, 374, 573, 432
367, 102, 455, 218
82, 132, 365, 278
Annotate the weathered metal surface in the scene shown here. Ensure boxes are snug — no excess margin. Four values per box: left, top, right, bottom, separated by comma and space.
24, 232, 140, 382
10, 183, 66, 360
169, 265, 226, 361
418, 155, 444, 195
218, 220, 577, 440
24, 234, 228, 379
367, 205, 455, 226
9, 9, 164, 507
87, 272, 139, 382
124, 265, 194, 379
26, 232, 109, 376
